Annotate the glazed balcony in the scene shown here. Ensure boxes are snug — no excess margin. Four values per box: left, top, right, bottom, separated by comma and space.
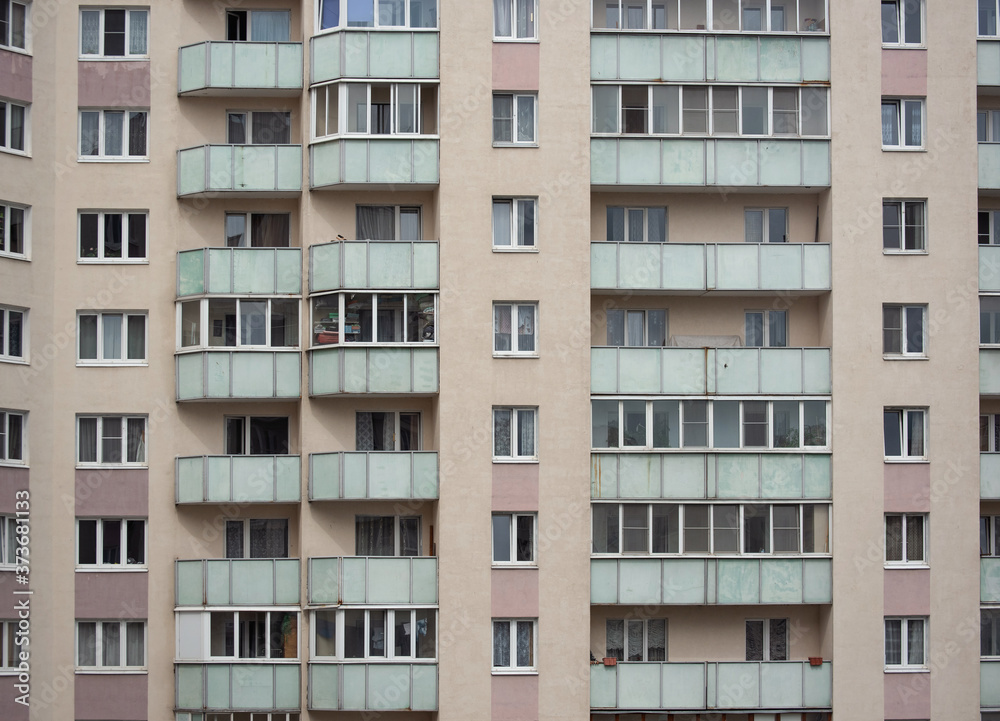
981, 144, 1000, 192
984, 558, 1000, 603
177, 144, 302, 197
175, 558, 301, 606
309, 663, 438, 711
175, 455, 301, 504
309, 346, 438, 396
981, 246, 1000, 291
980, 40, 1000, 87
984, 659, 1000, 709
982, 348, 1000, 396
176, 350, 301, 401
985, 453, 1000, 499
310, 451, 439, 501
309, 240, 439, 292
176, 247, 302, 297
310, 138, 439, 189
175, 663, 300, 712
177, 41, 303, 95
311, 30, 439, 83
308, 556, 438, 605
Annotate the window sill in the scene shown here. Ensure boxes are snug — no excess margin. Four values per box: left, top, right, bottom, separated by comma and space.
491, 668, 538, 675
75, 567, 148, 573
493, 247, 539, 253
590, 28, 830, 37
178, 347, 302, 354
0, 46, 31, 57
78, 56, 150, 62
77, 259, 149, 265
492, 563, 539, 569
492, 38, 539, 44
493, 143, 539, 149
883, 458, 929, 464
884, 563, 929, 570
75, 464, 148, 470
492, 458, 539, 464
0, 358, 28, 365
591, 447, 832, 454
882, 250, 928, 256
0, 254, 29, 262
884, 667, 929, 674
0, 148, 30, 159
882, 147, 926, 153
309, 658, 439, 664
77, 362, 149, 368
75, 669, 148, 675
188, 659, 301, 665
493, 353, 539, 359
881, 43, 926, 50
592, 553, 833, 559
78, 157, 150, 163
882, 355, 928, 361
0, 461, 27, 468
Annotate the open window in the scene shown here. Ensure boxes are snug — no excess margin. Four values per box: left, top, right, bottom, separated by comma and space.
226, 10, 291, 41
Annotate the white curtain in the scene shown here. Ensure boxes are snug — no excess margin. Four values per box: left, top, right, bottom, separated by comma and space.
626, 311, 643, 346
129, 10, 148, 54
493, 201, 511, 246
494, 306, 512, 351
493, 622, 510, 666
81, 11, 100, 53
103, 314, 122, 360
882, 103, 899, 145
128, 112, 147, 156
126, 623, 144, 666
357, 206, 395, 240
517, 306, 534, 351
494, 409, 512, 456
744, 210, 764, 243
78, 623, 97, 665
494, 0, 511, 35
127, 418, 145, 463
516, 97, 534, 141
516, 0, 534, 36
515, 621, 533, 665
78, 418, 97, 462
606, 619, 624, 660
627, 620, 643, 661
517, 410, 534, 456
357, 412, 375, 450
356, 516, 394, 555
104, 111, 124, 156
885, 620, 901, 665
102, 622, 121, 666
251, 11, 290, 41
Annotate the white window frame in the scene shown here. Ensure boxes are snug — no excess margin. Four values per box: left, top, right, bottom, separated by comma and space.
744, 207, 788, 243
492, 198, 537, 249
983, 607, 1000, 658
492, 618, 537, 673
492, 407, 538, 461
76, 415, 147, 467
0, 620, 17, 670
493, 0, 537, 39
982, 515, 1000, 557
493, 302, 538, 356
592, 1, 830, 34
0, 201, 28, 260
355, 514, 422, 556
492, 93, 537, 145
75, 620, 147, 670
0, 1, 28, 52
746, 618, 788, 661
883, 304, 926, 357
0, 305, 26, 362
174, 609, 300, 661
75, 517, 147, 569
316, 0, 439, 31
310, 608, 438, 660
881, 98, 924, 150
78, 109, 148, 160
315, 82, 436, 138
355, 411, 421, 451
981, 110, 1000, 143
355, 205, 423, 241
744, 310, 787, 348
983, 414, 1000, 452
605, 617, 668, 662
0, 98, 28, 154
605, 309, 668, 348
881, 0, 923, 46
178, 297, 302, 350
882, 199, 926, 252
981, 209, 1000, 245
883, 407, 927, 460
79, 7, 149, 58
77, 311, 147, 365
884, 513, 926, 566
606, 206, 668, 243
224, 416, 290, 456
227, 109, 293, 145
225, 9, 291, 41
492, 512, 537, 565
224, 518, 289, 559
0, 410, 25, 465
0, 515, 17, 566
77, 210, 148, 262
983, 0, 1000, 37
884, 617, 927, 670
223, 211, 291, 248
307, 292, 437, 348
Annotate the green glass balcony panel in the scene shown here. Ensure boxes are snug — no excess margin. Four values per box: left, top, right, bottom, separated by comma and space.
368, 557, 413, 604
663, 558, 707, 604
717, 662, 760, 708
759, 38, 800, 82
760, 139, 804, 186
716, 140, 759, 186
803, 661, 833, 707
983, 349, 1000, 395
801, 37, 831, 81
661, 243, 708, 290
663, 35, 707, 81
761, 661, 802, 707
308, 556, 438, 605
614, 243, 663, 289
984, 454, 1000, 499
591, 138, 620, 184
308, 662, 437, 711
983, 557, 1000, 603
802, 558, 833, 603
368, 665, 411, 710
176, 351, 301, 401
308, 241, 439, 292
174, 247, 303, 295
759, 454, 804, 499
341, 664, 367, 709
759, 243, 803, 289
981, 246, 1000, 292
175, 560, 205, 605
591, 558, 619, 604
983, 660, 1000, 707
591, 34, 619, 80
590, 347, 620, 394
309, 557, 341, 604
177, 145, 302, 196
178, 42, 303, 94
716, 36, 759, 81
309, 346, 439, 395
310, 244, 341, 293
618, 348, 662, 393
175, 559, 300, 606
310, 139, 440, 188
591, 453, 619, 498
618, 663, 661, 708
802, 454, 833, 498
618, 558, 662, 604
177, 249, 206, 296
311, 30, 439, 83
619, 138, 661, 184
175, 664, 300, 711
175, 664, 204, 709
175, 455, 301, 503
717, 559, 760, 604
661, 348, 709, 394
310, 451, 439, 501
760, 558, 803, 603
616, 454, 662, 498
717, 454, 761, 498
618, 35, 660, 80
662, 138, 709, 184
759, 348, 804, 394
591, 665, 617, 708
661, 664, 706, 708
801, 140, 832, 186
309, 664, 340, 709
981, 41, 1000, 86
716, 243, 759, 288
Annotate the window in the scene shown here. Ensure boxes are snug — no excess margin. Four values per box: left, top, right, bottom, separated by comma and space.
984, 0, 1000, 36
606, 309, 667, 347
0, 411, 23, 463
314, 82, 438, 138
745, 310, 787, 348
494, 303, 537, 355
0, 306, 24, 361
76, 621, 146, 669
881, 98, 923, 149
884, 617, 926, 668
982, 414, 1000, 452
881, 0, 922, 45
225, 417, 289, 455
309, 293, 436, 346
493, 0, 536, 39
592, 0, 827, 32
225, 519, 288, 559
356, 412, 420, 451
745, 208, 787, 243
179, 298, 300, 349
0, 99, 26, 153
226, 10, 291, 41
78, 312, 146, 364
606, 618, 667, 662
883, 305, 925, 356
0, 1, 27, 50
228, 111, 291, 144
983, 298, 1000, 345
984, 608, 1000, 657
0, 621, 16, 669
883, 408, 926, 459
492, 619, 536, 672
79, 109, 147, 159
225, 212, 290, 248
492, 513, 535, 564
746, 618, 787, 661
0, 202, 27, 259
493, 407, 537, 460
80, 8, 148, 57
492, 198, 536, 248
982, 515, 1000, 556
78, 211, 147, 261
606, 206, 667, 242
77, 416, 146, 465
318, 0, 438, 30
493, 94, 536, 145
76, 518, 146, 568
355, 515, 421, 556
883, 200, 925, 251
312, 608, 436, 660
206, 610, 297, 659
885, 514, 925, 565
0, 516, 17, 565
981, 210, 1000, 245
356, 205, 422, 241
982, 110, 1000, 143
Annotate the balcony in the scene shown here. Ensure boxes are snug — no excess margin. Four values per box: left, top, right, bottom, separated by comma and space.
177, 144, 302, 197
591, 138, 831, 189
176, 455, 301, 504
177, 41, 303, 95
982, 144, 1000, 192
592, 453, 832, 500
592, 34, 830, 83
985, 454, 1000, 499
176, 351, 301, 401
311, 30, 439, 83
176, 663, 300, 712
309, 346, 438, 395
591, 347, 831, 395
309, 663, 438, 711
591, 557, 832, 604
310, 138, 439, 189
984, 660, 1000, 709
983, 349, 1000, 396
177, 247, 302, 297
591, 242, 831, 293
982, 246, 1000, 292
590, 661, 832, 712
980, 40, 1000, 87
310, 451, 439, 501
309, 241, 439, 292
175, 559, 301, 606
308, 556, 438, 605
984, 558, 1000, 603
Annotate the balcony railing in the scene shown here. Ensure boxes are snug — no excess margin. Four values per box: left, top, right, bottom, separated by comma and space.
981, 246, 1000, 292
984, 659, 1000, 708
178, 41, 303, 95
985, 454, 1000, 499
177, 144, 302, 196
309, 240, 439, 292
309, 663, 438, 711
176, 455, 301, 504
310, 138, 439, 188
176, 350, 301, 401
310, 451, 439, 501
176, 663, 300, 712
177, 247, 302, 297
175, 559, 300, 606
591, 138, 830, 188
592, 34, 830, 83
981, 144, 1000, 191
309, 346, 438, 395
591, 557, 832, 604
590, 661, 832, 712
591, 242, 831, 293
980, 40, 1000, 86
309, 556, 438, 605
592, 452, 832, 500
983, 349, 1000, 396
592, 346, 831, 395
984, 558, 1000, 603
311, 30, 439, 83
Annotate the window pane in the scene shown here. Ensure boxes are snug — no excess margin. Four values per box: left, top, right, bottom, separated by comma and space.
102, 622, 121, 666
240, 300, 268, 345
78, 623, 97, 666
622, 504, 648, 553
767, 208, 786, 243
884, 410, 902, 456
516, 621, 533, 666
102, 313, 122, 359
516, 96, 535, 142
906, 516, 924, 562
773, 400, 799, 448
593, 504, 620, 553
622, 400, 646, 447
903, 100, 922, 146
516, 409, 535, 456
713, 400, 740, 449
78, 418, 98, 462
744, 504, 769, 553
606, 309, 625, 346
713, 505, 740, 553
78, 520, 98, 564
886, 515, 903, 561
101, 416, 122, 463
494, 409, 512, 456
905, 306, 924, 353
885, 619, 902, 664
741, 88, 767, 135
493, 515, 511, 562
773, 505, 799, 553
682, 401, 708, 447
80, 111, 100, 156
104, 111, 124, 156
903, 0, 921, 43
593, 86, 618, 133
684, 505, 709, 552
127, 315, 145, 360
883, 305, 902, 352
127, 214, 146, 258
517, 305, 535, 352
904, 202, 924, 250
392, 608, 412, 656
769, 618, 788, 660
881, 1, 899, 43
493, 201, 511, 246
128, 112, 147, 156
102, 519, 121, 563
493, 622, 510, 666
647, 619, 666, 661
682, 87, 707, 133
745, 620, 764, 661
225, 520, 244, 558
369, 609, 385, 656
647, 309, 666, 347
627, 619, 643, 661
882, 102, 899, 146
516, 515, 533, 562
516, 200, 535, 246
126, 520, 145, 564
745, 210, 764, 243
344, 610, 365, 658
79, 315, 98, 359
348, 0, 375, 27
104, 9, 126, 56
745, 311, 764, 346
416, 609, 436, 658
493, 95, 513, 142
743, 400, 768, 448
593, 400, 618, 449
801, 88, 828, 135
906, 410, 924, 456
768, 309, 787, 346
607, 619, 624, 661
651, 504, 679, 553
81, 10, 101, 54
125, 622, 144, 666
907, 620, 924, 664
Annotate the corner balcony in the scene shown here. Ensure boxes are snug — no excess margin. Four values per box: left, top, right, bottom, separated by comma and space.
177, 144, 302, 197
310, 138, 439, 189
590, 661, 832, 713
178, 41, 303, 95
980, 40, 1000, 87
984, 659, 1000, 709
590, 557, 832, 604
591, 347, 831, 395
177, 247, 302, 297
309, 663, 437, 712
175, 558, 301, 606
176, 455, 301, 504
591, 242, 830, 294
984, 558, 1000, 603
591, 138, 830, 189
176, 663, 300, 712
309, 241, 439, 292
309, 346, 438, 396
310, 451, 438, 501
308, 556, 438, 605
176, 350, 301, 401
592, 34, 830, 83
591, 452, 832, 501
311, 30, 439, 83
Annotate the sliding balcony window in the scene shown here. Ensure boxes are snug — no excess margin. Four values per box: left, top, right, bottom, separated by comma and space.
312, 608, 437, 659
986, 298, 1000, 346
313, 82, 438, 138
208, 610, 298, 659
0, 410, 24, 463
226, 10, 291, 41
224, 416, 289, 455
356, 515, 421, 556
0, 202, 27, 259
606, 309, 667, 347
592, 0, 828, 31
606, 618, 667, 662
607, 206, 667, 242
225, 519, 288, 559
178, 298, 300, 349
357, 205, 422, 240
318, 0, 438, 30
357, 411, 421, 451
228, 111, 291, 145
225, 212, 290, 248
310, 293, 436, 346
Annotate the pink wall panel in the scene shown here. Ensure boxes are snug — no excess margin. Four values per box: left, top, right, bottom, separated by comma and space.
0, 467, 29, 513
883, 569, 930, 616
78, 62, 150, 107
75, 469, 148, 516
0, 49, 31, 103
884, 669, 930, 720
491, 673, 538, 721
0, 676, 30, 721
75, 673, 147, 720
75, 572, 148, 619
491, 568, 539, 617
883, 463, 930, 512
492, 43, 540, 91
881, 49, 927, 96
492, 463, 539, 511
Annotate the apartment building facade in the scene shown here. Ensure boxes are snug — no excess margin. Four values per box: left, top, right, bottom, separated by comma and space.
0, 0, 992, 719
